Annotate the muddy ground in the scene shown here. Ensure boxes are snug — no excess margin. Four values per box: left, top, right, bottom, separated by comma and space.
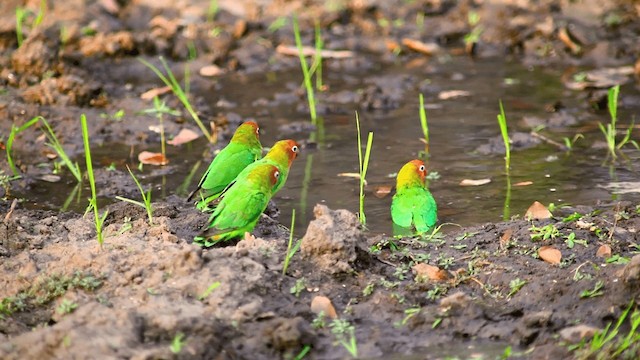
2, 0, 640, 359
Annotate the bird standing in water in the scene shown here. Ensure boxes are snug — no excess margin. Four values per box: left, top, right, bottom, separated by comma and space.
391, 159, 437, 235
187, 121, 262, 202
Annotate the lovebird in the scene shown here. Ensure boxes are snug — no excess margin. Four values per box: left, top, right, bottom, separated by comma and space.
391, 159, 437, 235
187, 121, 262, 202
235, 139, 299, 195
194, 164, 280, 246
196, 139, 299, 210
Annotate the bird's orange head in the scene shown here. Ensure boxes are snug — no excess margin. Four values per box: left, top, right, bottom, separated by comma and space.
266, 139, 300, 167
396, 159, 427, 189
231, 121, 260, 143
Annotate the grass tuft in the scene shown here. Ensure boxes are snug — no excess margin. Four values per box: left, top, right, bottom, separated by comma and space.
6, 117, 40, 176
138, 57, 213, 142
81, 114, 108, 246
115, 165, 154, 225
598, 85, 639, 161
41, 118, 82, 182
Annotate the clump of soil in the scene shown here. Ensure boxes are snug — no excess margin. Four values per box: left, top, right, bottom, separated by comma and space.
2, 199, 640, 358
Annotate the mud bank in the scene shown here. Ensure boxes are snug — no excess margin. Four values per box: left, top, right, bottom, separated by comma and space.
1, 199, 640, 359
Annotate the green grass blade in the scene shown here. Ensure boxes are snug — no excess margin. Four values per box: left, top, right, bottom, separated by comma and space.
419, 93, 429, 157
313, 20, 323, 91
292, 15, 317, 123
497, 100, 510, 176
115, 196, 146, 208
282, 209, 297, 275
138, 57, 212, 142
6, 117, 40, 176
40, 118, 82, 182
81, 114, 105, 245
608, 85, 619, 127
34, 0, 47, 27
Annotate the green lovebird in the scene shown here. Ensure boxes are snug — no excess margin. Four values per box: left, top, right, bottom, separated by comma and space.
187, 121, 262, 202
391, 159, 437, 235
194, 164, 280, 247
196, 139, 299, 209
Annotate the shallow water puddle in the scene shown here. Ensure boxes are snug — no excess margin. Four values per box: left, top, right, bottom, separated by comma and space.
19, 57, 640, 236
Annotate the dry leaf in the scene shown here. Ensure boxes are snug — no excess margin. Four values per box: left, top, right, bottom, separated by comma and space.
401, 38, 441, 55
596, 244, 612, 258
138, 151, 169, 165
168, 128, 200, 146
374, 185, 392, 198
276, 44, 354, 59
558, 27, 582, 55
141, 86, 171, 100
43, 149, 58, 160
337, 172, 367, 185
39, 174, 61, 183
514, 181, 533, 186
525, 201, 552, 220
233, 19, 247, 38
460, 178, 491, 186
539, 246, 562, 265
310, 296, 337, 319
438, 90, 471, 100
412, 263, 449, 282
602, 182, 640, 194
500, 228, 513, 247
199, 65, 225, 77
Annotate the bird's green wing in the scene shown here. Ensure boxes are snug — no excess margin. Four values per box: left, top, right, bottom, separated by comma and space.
412, 190, 437, 233
391, 187, 437, 234
188, 143, 259, 201
196, 190, 269, 246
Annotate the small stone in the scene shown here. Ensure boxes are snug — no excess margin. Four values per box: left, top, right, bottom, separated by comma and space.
559, 324, 599, 343
439, 292, 470, 312
522, 310, 553, 328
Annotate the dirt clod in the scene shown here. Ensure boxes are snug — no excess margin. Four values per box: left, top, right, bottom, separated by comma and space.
300, 204, 362, 274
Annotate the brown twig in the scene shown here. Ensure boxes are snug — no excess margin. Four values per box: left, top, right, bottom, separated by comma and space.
530, 131, 568, 151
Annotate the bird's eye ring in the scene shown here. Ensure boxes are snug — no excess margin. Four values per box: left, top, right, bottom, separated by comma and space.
274, 170, 280, 178
419, 165, 425, 172
292, 145, 299, 153
256, 127, 260, 134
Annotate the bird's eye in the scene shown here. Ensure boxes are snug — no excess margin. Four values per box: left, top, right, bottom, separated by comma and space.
419, 165, 425, 172
292, 145, 299, 153
256, 127, 260, 134
274, 170, 280, 178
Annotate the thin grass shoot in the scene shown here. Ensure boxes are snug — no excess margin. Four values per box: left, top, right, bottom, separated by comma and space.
41, 118, 82, 182
313, 20, 323, 91
6, 117, 40, 176
15, 7, 27, 47
138, 57, 212, 142
115, 165, 154, 225
418, 93, 429, 158
497, 100, 510, 176
355, 112, 374, 226
282, 209, 303, 275
292, 15, 317, 124
81, 114, 108, 246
